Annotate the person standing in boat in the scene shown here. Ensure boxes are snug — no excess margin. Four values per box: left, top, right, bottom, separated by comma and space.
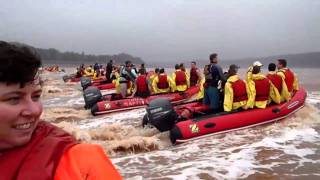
203, 53, 226, 113
105, 59, 114, 82
224, 64, 250, 112
152, 68, 175, 94
118, 61, 137, 98
276, 59, 299, 97
247, 63, 281, 109
172, 64, 189, 92
267, 63, 290, 103
0, 41, 122, 180
189, 61, 202, 87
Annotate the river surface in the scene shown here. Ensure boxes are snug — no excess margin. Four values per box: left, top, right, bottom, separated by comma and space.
41, 67, 320, 179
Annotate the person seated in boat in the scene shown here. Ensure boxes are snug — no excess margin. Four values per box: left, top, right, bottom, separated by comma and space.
246, 61, 263, 82
148, 68, 159, 94
0, 41, 121, 179
224, 64, 250, 112
131, 68, 151, 98
75, 67, 82, 78
247, 64, 281, 109
276, 59, 299, 97
190, 61, 201, 87
203, 53, 227, 113
83, 65, 94, 77
180, 63, 186, 72
267, 63, 290, 103
152, 68, 175, 94
172, 64, 190, 92
139, 63, 146, 75
92, 68, 101, 80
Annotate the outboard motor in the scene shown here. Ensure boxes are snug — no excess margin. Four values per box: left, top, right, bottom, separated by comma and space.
83, 86, 103, 109
143, 98, 178, 132
80, 77, 92, 90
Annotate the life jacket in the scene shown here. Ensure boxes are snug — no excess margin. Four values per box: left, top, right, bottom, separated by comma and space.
0, 121, 77, 180
190, 67, 199, 86
175, 71, 187, 86
282, 69, 294, 92
157, 74, 169, 89
231, 79, 248, 102
254, 78, 270, 101
136, 75, 149, 93
267, 73, 282, 93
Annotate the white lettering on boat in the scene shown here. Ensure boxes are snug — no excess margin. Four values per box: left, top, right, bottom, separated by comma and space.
287, 101, 299, 109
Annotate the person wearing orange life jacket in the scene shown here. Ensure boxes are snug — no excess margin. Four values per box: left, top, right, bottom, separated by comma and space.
224, 64, 250, 112
247, 62, 281, 109
276, 59, 299, 97
190, 61, 201, 86
172, 64, 190, 92
267, 63, 290, 103
0, 41, 122, 180
131, 68, 151, 98
152, 68, 175, 94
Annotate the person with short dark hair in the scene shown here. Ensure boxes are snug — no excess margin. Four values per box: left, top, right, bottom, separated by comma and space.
105, 59, 114, 82
190, 61, 201, 86
179, 63, 186, 72
203, 53, 226, 113
224, 64, 250, 111
276, 59, 299, 97
172, 64, 189, 92
152, 68, 174, 94
267, 63, 290, 103
0, 41, 121, 179
131, 68, 151, 98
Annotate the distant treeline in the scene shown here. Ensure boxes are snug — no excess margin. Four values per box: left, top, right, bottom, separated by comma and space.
11, 42, 144, 66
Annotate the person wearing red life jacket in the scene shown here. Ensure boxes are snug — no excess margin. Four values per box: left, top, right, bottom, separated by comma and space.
172, 64, 190, 92
223, 64, 250, 112
276, 59, 299, 98
189, 61, 201, 87
247, 62, 281, 109
152, 68, 175, 94
0, 41, 122, 180
267, 63, 290, 103
131, 68, 151, 98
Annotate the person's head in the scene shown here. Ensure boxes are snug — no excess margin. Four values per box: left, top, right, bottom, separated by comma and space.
155, 68, 160, 74
141, 63, 145, 68
175, 64, 180, 70
252, 65, 261, 74
268, 63, 276, 72
277, 59, 287, 69
110, 59, 113, 63
159, 68, 165, 74
0, 41, 43, 151
191, 61, 196, 68
125, 60, 132, 67
139, 68, 146, 75
209, 53, 218, 64
228, 64, 239, 76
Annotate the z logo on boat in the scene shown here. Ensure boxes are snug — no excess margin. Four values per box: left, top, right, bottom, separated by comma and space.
189, 124, 199, 134
104, 103, 111, 109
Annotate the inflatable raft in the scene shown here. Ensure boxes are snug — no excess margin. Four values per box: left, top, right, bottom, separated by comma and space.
143, 87, 306, 144
91, 85, 200, 115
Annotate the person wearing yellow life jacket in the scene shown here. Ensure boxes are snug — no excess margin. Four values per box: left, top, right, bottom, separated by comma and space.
247, 64, 281, 109
152, 68, 175, 94
267, 63, 290, 103
172, 64, 190, 92
224, 64, 250, 112
190, 61, 201, 86
83, 65, 94, 77
276, 59, 299, 97
131, 68, 151, 98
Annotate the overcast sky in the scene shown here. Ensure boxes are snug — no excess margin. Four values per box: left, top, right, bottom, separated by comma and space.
1, 0, 319, 62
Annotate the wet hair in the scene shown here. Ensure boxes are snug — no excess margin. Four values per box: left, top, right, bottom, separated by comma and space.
175, 64, 180, 70
252, 66, 261, 74
159, 68, 165, 74
191, 61, 196, 65
155, 68, 160, 73
268, 63, 276, 71
0, 41, 41, 87
278, 59, 287, 68
141, 63, 145, 67
209, 53, 217, 61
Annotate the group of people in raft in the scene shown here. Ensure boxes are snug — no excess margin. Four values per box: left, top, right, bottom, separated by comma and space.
0, 40, 299, 179
76, 53, 298, 114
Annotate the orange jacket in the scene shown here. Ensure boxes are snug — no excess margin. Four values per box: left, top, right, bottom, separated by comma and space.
55, 144, 122, 180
